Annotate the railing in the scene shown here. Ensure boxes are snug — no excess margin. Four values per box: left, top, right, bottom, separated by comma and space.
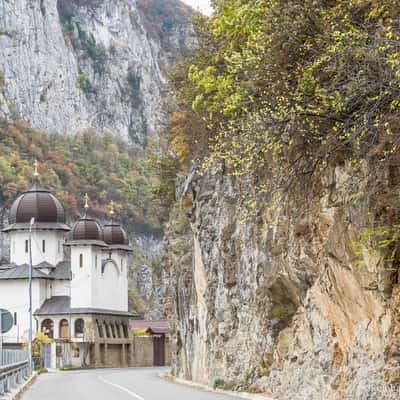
1, 350, 29, 367
0, 350, 30, 396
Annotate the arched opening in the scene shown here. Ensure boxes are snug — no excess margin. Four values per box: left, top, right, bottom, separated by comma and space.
110, 323, 116, 338
104, 322, 110, 338
75, 318, 84, 337
115, 323, 121, 338
59, 319, 69, 339
122, 324, 129, 339
96, 319, 104, 338
41, 319, 54, 338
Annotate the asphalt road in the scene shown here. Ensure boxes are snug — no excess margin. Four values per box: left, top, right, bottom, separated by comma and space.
22, 367, 239, 400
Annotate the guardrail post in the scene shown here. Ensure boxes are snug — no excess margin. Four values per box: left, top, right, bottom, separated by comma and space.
4, 376, 9, 393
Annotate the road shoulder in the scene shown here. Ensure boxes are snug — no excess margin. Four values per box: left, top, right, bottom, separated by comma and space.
161, 373, 276, 400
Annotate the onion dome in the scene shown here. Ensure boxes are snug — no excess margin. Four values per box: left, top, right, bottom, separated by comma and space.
103, 223, 128, 245
71, 216, 104, 242
9, 186, 66, 225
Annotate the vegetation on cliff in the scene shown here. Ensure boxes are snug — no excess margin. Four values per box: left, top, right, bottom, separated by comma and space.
0, 118, 161, 235
168, 0, 400, 213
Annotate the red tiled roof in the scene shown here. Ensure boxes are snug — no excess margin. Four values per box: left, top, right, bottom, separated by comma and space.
130, 320, 170, 334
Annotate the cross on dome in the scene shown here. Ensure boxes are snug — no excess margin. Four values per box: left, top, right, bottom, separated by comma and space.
109, 201, 115, 218
33, 159, 39, 177
83, 193, 90, 216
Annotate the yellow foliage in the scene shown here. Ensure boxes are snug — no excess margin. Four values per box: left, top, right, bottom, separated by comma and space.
23, 332, 53, 357
132, 328, 150, 337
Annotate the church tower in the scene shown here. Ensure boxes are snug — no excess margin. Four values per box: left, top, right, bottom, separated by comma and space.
67, 194, 107, 309
2, 160, 70, 267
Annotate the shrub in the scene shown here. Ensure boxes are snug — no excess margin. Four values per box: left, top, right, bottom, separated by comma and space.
213, 378, 225, 389
78, 72, 94, 94
0, 70, 5, 89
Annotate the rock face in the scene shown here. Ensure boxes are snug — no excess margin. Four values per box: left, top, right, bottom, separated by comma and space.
165, 160, 400, 399
0, 0, 194, 144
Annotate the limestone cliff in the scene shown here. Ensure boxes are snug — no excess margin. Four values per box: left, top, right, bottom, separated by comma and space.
165, 160, 400, 400
0, 0, 194, 144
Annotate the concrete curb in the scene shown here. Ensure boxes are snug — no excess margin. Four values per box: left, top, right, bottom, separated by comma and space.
161, 373, 276, 400
10, 372, 38, 400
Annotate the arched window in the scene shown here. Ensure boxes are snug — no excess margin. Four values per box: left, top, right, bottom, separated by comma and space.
41, 319, 54, 338
59, 319, 69, 339
42, 240, 46, 253
122, 324, 129, 339
75, 319, 84, 336
96, 319, 104, 338
104, 322, 110, 338
110, 323, 116, 338
115, 323, 121, 338
79, 254, 83, 268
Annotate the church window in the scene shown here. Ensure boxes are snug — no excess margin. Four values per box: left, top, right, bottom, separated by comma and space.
75, 319, 84, 336
79, 254, 83, 268
41, 319, 54, 338
13, 312, 17, 325
95, 255, 98, 269
121, 258, 123, 272
96, 320, 104, 338
25, 240, 28, 253
42, 240, 46, 253
122, 324, 129, 339
104, 322, 111, 338
110, 323, 116, 338
116, 323, 121, 338
59, 319, 69, 339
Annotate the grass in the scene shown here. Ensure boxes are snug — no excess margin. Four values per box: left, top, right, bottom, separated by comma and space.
59, 364, 78, 371
36, 367, 48, 374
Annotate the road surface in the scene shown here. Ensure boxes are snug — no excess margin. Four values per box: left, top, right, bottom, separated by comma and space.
22, 367, 239, 400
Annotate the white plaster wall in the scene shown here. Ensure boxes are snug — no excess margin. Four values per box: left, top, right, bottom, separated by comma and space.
110, 250, 129, 312
70, 246, 93, 309
9, 230, 67, 266
51, 280, 70, 297
92, 250, 128, 312
69, 245, 129, 312
0, 279, 47, 343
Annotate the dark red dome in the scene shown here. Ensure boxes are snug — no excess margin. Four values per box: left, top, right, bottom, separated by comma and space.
9, 186, 66, 224
103, 223, 128, 245
71, 217, 103, 241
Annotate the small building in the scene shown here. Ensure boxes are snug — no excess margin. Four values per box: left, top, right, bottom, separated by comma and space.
0, 172, 135, 368
130, 320, 171, 366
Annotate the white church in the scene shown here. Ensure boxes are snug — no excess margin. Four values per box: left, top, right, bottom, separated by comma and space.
0, 166, 134, 368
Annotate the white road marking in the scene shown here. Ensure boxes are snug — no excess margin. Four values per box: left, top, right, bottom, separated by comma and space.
98, 376, 145, 400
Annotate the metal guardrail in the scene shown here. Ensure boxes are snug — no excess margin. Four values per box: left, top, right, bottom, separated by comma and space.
1, 350, 29, 367
0, 350, 30, 397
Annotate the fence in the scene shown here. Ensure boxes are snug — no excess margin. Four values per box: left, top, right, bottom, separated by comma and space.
0, 350, 30, 396
1, 349, 28, 367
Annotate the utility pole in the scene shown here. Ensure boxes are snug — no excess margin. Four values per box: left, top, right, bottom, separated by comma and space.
28, 217, 35, 374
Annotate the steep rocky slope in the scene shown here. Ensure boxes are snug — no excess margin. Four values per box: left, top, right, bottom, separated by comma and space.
161, 2, 400, 398
164, 160, 400, 399
0, 0, 194, 144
